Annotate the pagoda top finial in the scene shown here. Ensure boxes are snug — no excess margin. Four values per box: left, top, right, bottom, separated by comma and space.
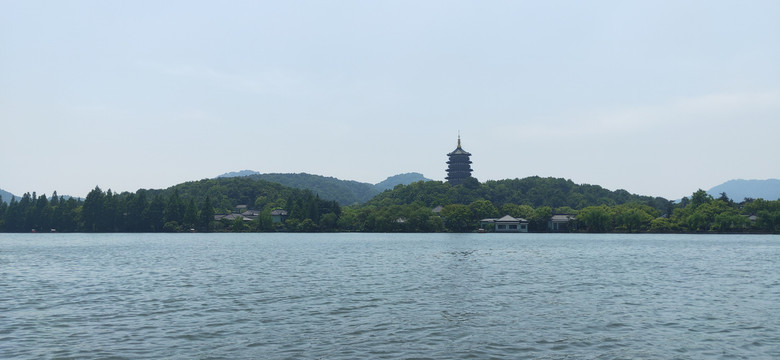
457, 132, 461, 148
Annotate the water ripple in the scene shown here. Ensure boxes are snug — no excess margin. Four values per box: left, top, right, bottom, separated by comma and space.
1, 233, 778, 359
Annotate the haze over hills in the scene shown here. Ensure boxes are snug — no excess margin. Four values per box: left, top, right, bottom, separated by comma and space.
706, 179, 780, 202
217, 170, 261, 178
216, 171, 430, 205
374, 173, 433, 192
0, 189, 83, 204
1, 188, 16, 203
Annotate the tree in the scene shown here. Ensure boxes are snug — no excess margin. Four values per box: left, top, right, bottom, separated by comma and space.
689, 189, 712, 210
164, 190, 184, 225
256, 210, 274, 232
198, 196, 215, 232
101, 189, 117, 232
468, 199, 499, 221
441, 204, 472, 232
125, 190, 149, 232
0, 197, 7, 231
500, 203, 533, 219
612, 204, 655, 233
578, 205, 612, 233
529, 206, 553, 232
147, 196, 165, 232
297, 218, 318, 232
319, 212, 339, 232
337, 207, 360, 231
183, 199, 198, 230
82, 186, 105, 232
649, 217, 673, 233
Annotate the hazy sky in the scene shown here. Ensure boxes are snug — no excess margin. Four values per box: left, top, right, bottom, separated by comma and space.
2, 0, 779, 200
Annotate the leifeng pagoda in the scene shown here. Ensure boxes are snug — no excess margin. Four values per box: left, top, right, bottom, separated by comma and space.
446, 135, 473, 185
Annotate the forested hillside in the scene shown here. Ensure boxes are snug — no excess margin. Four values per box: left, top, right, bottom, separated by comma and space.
216, 171, 433, 205
367, 176, 670, 211
2, 176, 778, 234
344, 180, 779, 233
0, 177, 339, 233
248, 173, 378, 205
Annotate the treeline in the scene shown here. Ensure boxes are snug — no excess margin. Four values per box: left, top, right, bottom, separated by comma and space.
339, 189, 779, 233
0, 177, 340, 233
1, 176, 778, 233
366, 176, 671, 212
575, 190, 780, 233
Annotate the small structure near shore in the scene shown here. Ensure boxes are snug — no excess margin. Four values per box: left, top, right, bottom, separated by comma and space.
480, 215, 529, 233
548, 214, 576, 232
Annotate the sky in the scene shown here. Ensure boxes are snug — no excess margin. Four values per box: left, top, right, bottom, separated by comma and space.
1, 0, 779, 200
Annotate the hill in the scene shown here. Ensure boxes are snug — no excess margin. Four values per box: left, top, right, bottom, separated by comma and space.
216, 170, 260, 178
707, 179, 780, 202
1, 188, 17, 203
374, 172, 431, 192
216, 171, 433, 205
247, 173, 377, 206
367, 176, 671, 212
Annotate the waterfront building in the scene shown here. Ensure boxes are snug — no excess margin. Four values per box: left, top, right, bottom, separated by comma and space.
480, 215, 529, 233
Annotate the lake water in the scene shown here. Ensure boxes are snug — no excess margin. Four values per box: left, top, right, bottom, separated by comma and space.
1, 233, 778, 359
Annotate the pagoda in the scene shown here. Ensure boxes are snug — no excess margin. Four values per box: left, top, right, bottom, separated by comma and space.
446, 135, 473, 185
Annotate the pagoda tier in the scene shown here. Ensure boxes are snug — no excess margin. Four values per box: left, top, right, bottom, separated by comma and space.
446, 136, 473, 185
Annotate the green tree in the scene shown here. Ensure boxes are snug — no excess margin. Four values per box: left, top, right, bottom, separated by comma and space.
441, 204, 472, 232
578, 205, 612, 233
612, 204, 655, 232
163, 221, 180, 232
319, 212, 339, 232
198, 196, 215, 232
0, 197, 7, 231
712, 212, 748, 233
529, 206, 553, 232
229, 217, 249, 232
82, 186, 105, 232
183, 198, 198, 230
147, 195, 165, 232
689, 189, 712, 210
125, 190, 149, 232
256, 210, 274, 231
164, 190, 184, 225
468, 199, 499, 222
337, 207, 360, 231
297, 218, 318, 232
649, 217, 673, 233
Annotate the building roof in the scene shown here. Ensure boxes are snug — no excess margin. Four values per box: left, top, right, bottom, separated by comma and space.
271, 209, 288, 216
447, 135, 472, 156
216, 213, 253, 221
480, 215, 528, 223
447, 147, 471, 156
496, 215, 528, 223
550, 214, 576, 222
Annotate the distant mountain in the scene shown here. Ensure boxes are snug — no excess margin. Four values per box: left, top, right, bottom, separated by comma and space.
707, 179, 780, 202
216, 171, 432, 205
1, 188, 16, 203
217, 170, 260, 178
374, 172, 431, 192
